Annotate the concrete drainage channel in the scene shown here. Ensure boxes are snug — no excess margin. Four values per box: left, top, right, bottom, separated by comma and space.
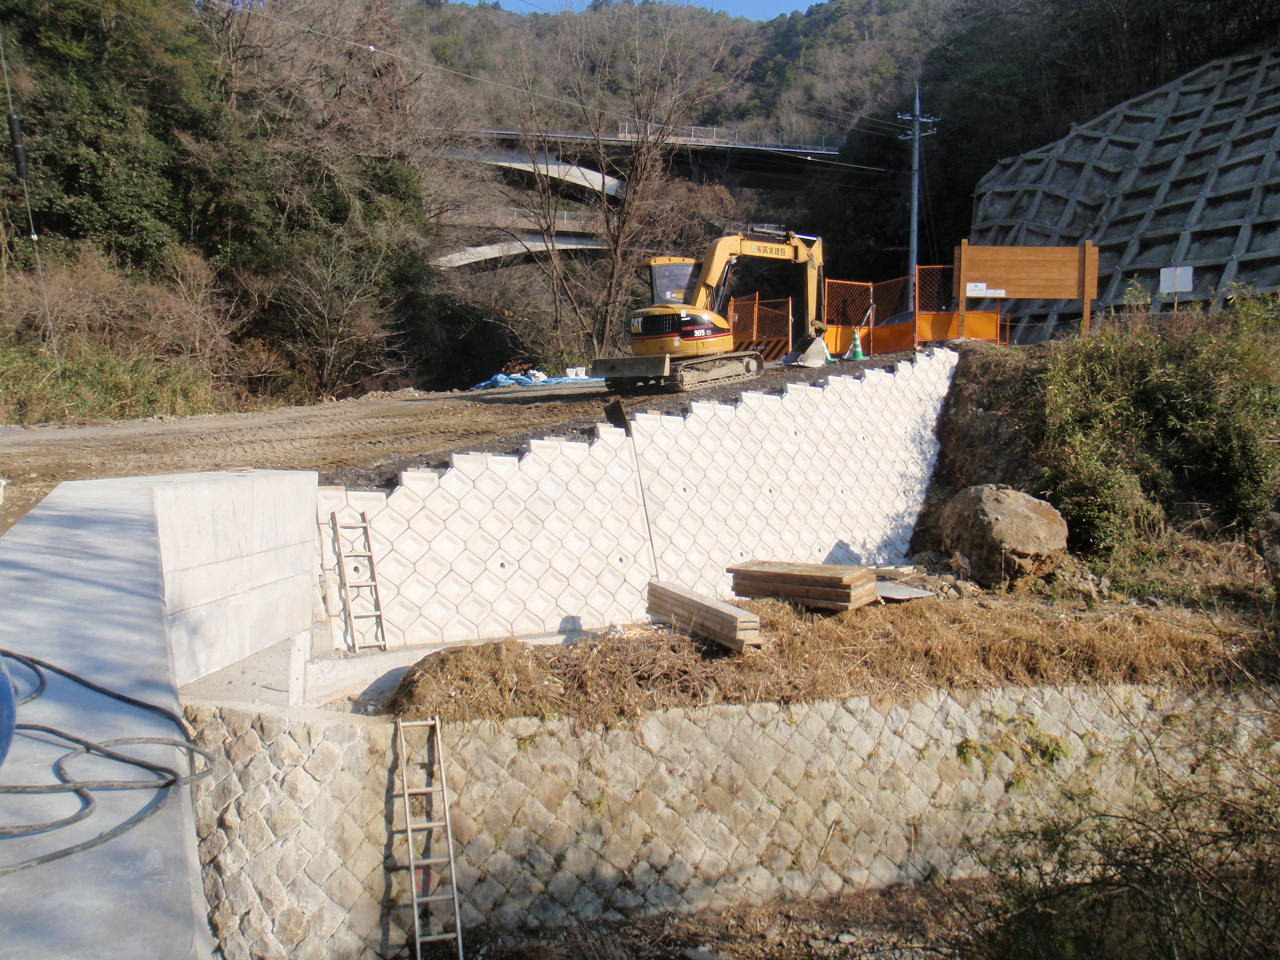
0, 346, 1115, 959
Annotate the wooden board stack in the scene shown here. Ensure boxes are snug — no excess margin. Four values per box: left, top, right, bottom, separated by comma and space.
647, 581, 762, 652
727, 560, 879, 612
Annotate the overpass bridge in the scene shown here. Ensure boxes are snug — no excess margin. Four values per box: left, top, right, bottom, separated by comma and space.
434, 124, 842, 268
463, 123, 842, 156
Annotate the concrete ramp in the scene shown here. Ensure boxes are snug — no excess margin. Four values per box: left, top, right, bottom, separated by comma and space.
0, 471, 318, 959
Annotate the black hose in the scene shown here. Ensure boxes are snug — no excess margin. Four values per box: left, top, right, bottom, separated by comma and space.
0, 648, 213, 874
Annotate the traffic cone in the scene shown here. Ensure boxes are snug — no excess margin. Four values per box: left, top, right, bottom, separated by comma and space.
849, 328, 866, 361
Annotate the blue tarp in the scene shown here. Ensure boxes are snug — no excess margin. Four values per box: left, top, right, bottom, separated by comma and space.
469, 372, 605, 390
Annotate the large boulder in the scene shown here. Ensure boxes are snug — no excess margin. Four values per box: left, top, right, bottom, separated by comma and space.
938, 484, 1068, 586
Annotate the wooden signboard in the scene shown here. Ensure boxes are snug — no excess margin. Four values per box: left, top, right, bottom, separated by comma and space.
954, 239, 1100, 333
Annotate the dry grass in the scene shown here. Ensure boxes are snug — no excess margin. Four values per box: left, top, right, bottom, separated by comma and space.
468, 879, 972, 958
389, 595, 1253, 728
1101, 528, 1276, 617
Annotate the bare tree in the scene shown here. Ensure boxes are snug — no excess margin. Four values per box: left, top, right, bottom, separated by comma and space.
270, 231, 408, 396
191, 0, 492, 393
506, 4, 745, 364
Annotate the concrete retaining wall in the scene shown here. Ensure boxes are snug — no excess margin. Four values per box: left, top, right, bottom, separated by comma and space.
317, 350, 959, 651
188, 683, 1275, 959
156, 471, 318, 685
0, 470, 322, 958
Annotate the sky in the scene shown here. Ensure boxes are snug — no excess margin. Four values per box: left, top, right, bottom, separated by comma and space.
464, 0, 817, 21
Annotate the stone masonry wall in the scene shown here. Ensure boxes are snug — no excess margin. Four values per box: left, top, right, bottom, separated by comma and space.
317, 349, 959, 651
186, 702, 398, 960
188, 684, 1276, 959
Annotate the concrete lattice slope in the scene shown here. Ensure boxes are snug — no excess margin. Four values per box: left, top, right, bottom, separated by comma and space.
972, 49, 1280, 336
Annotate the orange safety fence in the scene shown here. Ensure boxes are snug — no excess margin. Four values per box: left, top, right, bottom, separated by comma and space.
868, 276, 914, 354
823, 279, 872, 356
916, 263, 1009, 345
916, 265, 953, 313
824, 267, 1008, 356
730, 293, 792, 359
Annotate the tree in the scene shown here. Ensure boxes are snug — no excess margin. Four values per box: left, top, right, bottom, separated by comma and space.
0, 0, 222, 269
268, 231, 407, 396
191, 0, 480, 394
506, 2, 744, 364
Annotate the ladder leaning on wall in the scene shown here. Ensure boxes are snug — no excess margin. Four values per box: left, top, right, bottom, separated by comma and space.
331, 511, 388, 652
393, 717, 465, 960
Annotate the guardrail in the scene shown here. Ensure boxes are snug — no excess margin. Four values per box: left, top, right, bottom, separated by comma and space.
616, 121, 841, 152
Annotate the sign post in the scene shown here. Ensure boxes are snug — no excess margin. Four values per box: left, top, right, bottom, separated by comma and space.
1159, 265, 1193, 310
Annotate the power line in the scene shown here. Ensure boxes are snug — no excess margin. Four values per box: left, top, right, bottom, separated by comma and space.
495, 0, 556, 14
754, 145, 896, 172
791, 103, 912, 136
0, 26, 65, 411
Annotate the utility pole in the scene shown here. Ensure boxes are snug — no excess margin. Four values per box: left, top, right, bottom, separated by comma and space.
898, 85, 937, 319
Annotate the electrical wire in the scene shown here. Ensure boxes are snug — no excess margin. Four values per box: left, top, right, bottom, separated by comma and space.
493, 0, 556, 14
753, 146, 896, 172
0, 27, 64, 411
920, 142, 939, 264
790, 103, 912, 136
0, 649, 213, 876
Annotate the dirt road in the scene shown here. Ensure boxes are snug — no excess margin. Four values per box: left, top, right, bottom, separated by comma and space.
0, 384, 614, 532
0, 357, 901, 533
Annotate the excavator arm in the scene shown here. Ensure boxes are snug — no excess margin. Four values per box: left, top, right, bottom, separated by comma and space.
690, 231, 825, 340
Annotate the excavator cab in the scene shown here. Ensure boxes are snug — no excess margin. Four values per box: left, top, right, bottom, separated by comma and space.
645, 258, 700, 306
629, 256, 734, 359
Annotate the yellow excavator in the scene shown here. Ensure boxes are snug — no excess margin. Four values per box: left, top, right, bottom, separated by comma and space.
589, 227, 825, 392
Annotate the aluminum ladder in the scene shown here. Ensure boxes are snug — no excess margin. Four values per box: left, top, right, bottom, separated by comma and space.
394, 717, 464, 960
331, 511, 387, 652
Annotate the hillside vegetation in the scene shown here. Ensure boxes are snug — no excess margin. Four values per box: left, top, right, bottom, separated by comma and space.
820, 0, 1280, 278
0, 0, 1277, 420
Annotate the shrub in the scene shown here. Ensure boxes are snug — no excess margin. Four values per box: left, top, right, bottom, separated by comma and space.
956, 697, 1280, 960
1040, 295, 1280, 558
0, 247, 232, 422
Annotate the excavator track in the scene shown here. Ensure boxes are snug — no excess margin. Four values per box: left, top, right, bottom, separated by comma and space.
668, 351, 764, 393
602, 352, 764, 395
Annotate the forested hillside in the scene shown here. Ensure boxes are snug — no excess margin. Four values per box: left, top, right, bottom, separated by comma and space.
817, 0, 1280, 279
0, 0, 1275, 422
404, 0, 950, 140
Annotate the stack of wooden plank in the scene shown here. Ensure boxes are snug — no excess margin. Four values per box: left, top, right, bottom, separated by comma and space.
727, 560, 879, 612
647, 581, 762, 652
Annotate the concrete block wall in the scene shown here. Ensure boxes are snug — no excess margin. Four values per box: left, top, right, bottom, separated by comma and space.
189, 683, 1277, 958
185, 702, 399, 960
318, 423, 654, 649
631, 355, 954, 598
318, 349, 958, 650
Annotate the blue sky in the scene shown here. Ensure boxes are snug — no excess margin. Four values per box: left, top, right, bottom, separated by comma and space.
472, 0, 816, 21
